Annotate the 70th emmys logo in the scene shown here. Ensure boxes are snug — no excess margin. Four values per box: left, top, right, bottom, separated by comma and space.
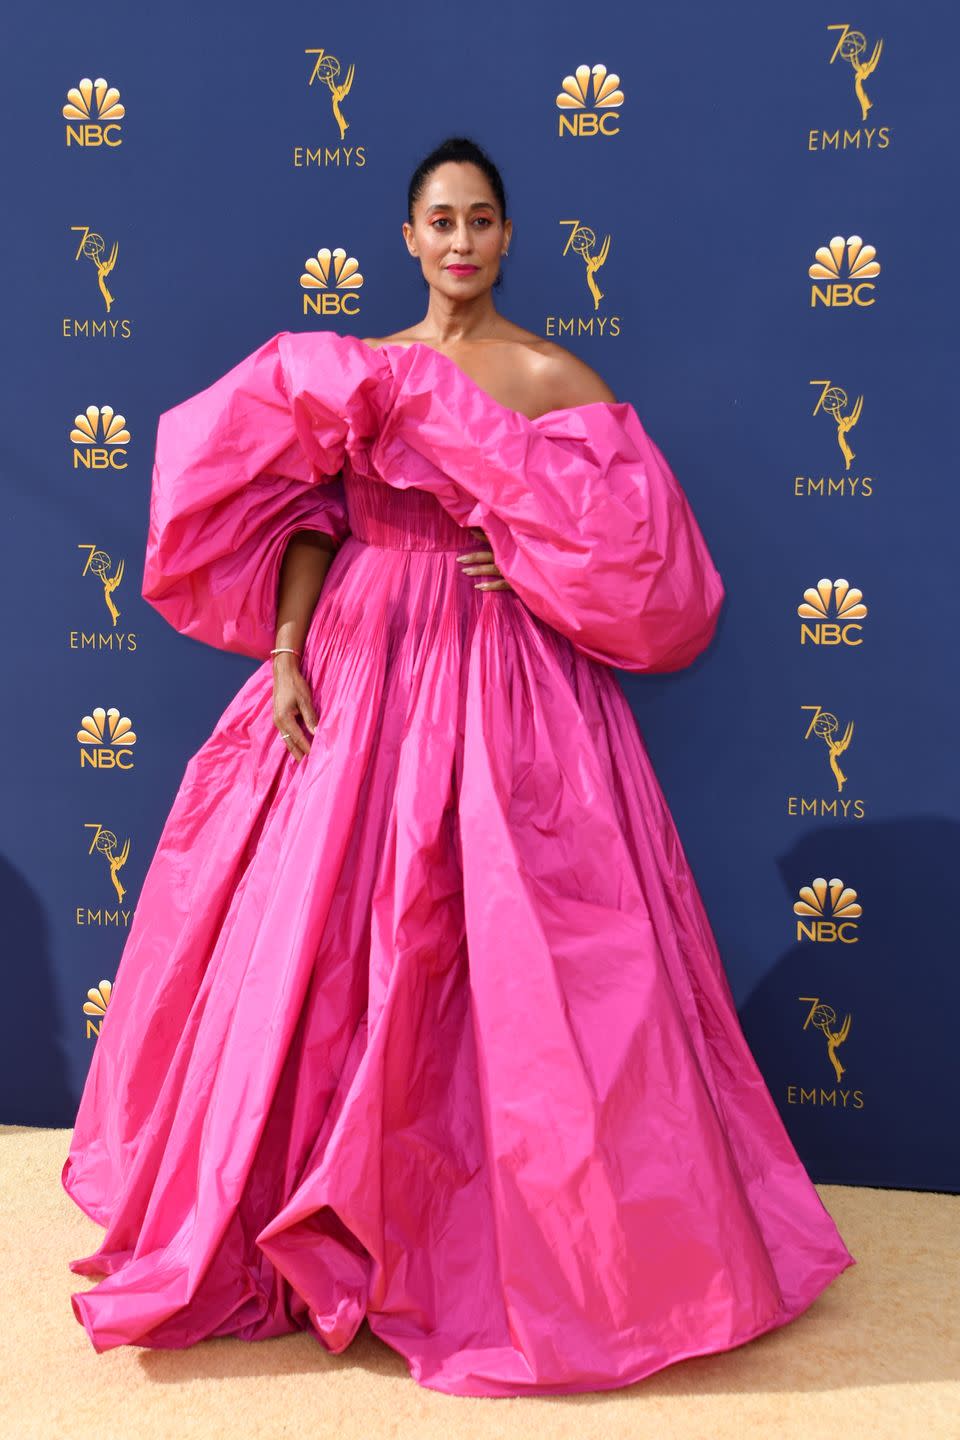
560, 220, 610, 311
72, 226, 119, 313
809, 235, 880, 307
556, 63, 623, 137
306, 48, 354, 139
77, 706, 136, 769
85, 821, 130, 907
78, 543, 125, 632
794, 878, 861, 942
794, 380, 873, 499
799, 995, 852, 1083
786, 990, 863, 1106
63, 77, 124, 146
798, 578, 867, 645
812, 380, 862, 472
828, 24, 882, 121
804, 706, 854, 791
788, 705, 863, 821
300, 248, 364, 315
808, 25, 889, 151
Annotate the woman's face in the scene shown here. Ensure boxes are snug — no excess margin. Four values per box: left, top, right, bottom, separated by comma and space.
405, 161, 511, 298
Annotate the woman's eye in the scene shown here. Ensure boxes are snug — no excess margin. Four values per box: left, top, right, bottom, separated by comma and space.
432, 217, 494, 229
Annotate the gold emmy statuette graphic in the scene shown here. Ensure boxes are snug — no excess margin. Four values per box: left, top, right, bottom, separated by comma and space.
78, 545, 124, 627
306, 49, 354, 139
794, 877, 862, 942
802, 705, 855, 792
798, 577, 868, 646
811, 380, 863, 471
827, 24, 882, 121
556, 63, 624, 136
72, 226, 118, 313
809, 235, 880, 307
62, 77, 125, 146
300, 248, 364, 316
561, 221, 610, 311
800, 995, 852, 1081
71, 405, 131, 470
88, 823, 131, 905
83, 979, 112, 1038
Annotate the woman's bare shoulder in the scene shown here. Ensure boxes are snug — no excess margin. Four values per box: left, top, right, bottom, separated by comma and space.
527, 339, 617, 408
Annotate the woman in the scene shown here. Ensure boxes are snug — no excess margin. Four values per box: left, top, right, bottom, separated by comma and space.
62, 135, 855, 1398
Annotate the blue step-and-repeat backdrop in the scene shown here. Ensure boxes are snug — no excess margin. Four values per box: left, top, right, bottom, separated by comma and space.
2, 1, 956, 1192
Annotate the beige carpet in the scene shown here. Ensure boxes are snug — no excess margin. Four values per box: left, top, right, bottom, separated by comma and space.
3, 1125, 956, 1440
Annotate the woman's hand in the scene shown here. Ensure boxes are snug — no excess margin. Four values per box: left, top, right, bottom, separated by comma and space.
272, 653, 318, 762
456, 527, 514, 592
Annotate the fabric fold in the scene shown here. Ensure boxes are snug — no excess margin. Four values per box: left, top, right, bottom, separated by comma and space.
368, 339, 725, 672
142, 332, 371, 660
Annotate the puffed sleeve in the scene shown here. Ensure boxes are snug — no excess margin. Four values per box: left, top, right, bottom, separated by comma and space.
141, 330, 379, 660
372, 346, 725, 673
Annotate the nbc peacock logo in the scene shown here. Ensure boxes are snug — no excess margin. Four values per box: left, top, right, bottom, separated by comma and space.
798, 578, 867, 645
300, 247, 364, 316
71, 406, 130, 470
794, 877, 862, 942
809, 235, 880, 307
83, 979, 112, 1039
77, 706, 137, 770
63, 77, 124, 147
556, 63, 624, 138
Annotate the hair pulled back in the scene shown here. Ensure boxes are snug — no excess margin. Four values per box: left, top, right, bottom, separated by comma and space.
407, 135, 508, 226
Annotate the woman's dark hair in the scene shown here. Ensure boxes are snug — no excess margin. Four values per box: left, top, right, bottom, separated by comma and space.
407, 136, 510, 289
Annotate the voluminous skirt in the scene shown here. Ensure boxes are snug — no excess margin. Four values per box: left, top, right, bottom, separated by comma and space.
61, 330, 855, 1397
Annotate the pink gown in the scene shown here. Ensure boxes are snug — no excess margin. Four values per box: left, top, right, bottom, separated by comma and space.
61, 330, 855, 1397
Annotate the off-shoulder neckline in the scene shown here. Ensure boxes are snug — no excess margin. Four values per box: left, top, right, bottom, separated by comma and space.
347, 333, 624, 427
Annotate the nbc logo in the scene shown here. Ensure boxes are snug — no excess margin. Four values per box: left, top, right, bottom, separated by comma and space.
556, 63, 624, 137
71, 406, 131, 470
794, 877, 861, 942
83, 979, 112, 1039
300, 247, 363, 316
77, 706, 137, 769
809, 235, 880, 307
798, 578, 867, 645
63, 77, 124, 147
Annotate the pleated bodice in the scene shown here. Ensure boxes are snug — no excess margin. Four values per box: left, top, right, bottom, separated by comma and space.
343, 462, 476, 552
